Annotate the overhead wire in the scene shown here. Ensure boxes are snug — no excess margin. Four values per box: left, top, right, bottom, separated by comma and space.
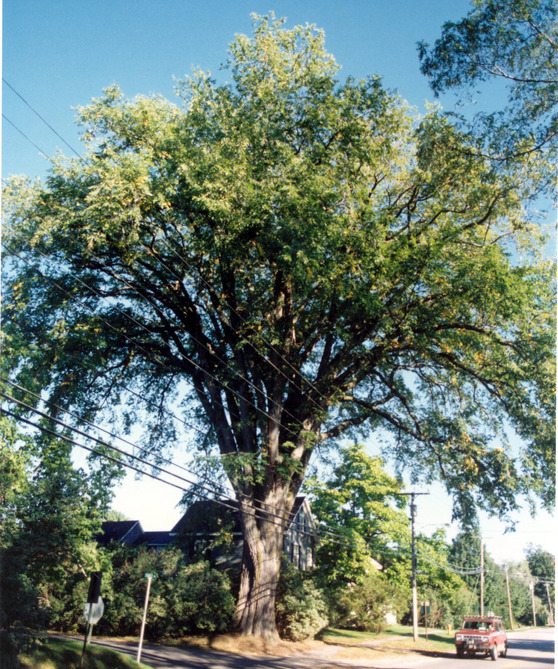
0, 375, 233, 502
0, 383, 331, 544
2, 78, 82, 158
144, 236, 331, 411
2, 77, 350, 424
2, 114, 51, 161
0, 398, 413, 560
2, 76, 333, 418
71, 244, 309, 434
2, 376, 326, 529
3, 240, 306, 440
7, 81, 544, 576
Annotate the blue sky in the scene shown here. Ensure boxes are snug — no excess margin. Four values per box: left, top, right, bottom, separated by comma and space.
3, 0, 473, 178
3, 0, 555, 565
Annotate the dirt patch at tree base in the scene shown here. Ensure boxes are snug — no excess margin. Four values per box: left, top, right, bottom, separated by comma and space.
174, 633, 327, 657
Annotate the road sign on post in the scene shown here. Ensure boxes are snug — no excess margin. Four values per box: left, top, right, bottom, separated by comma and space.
87, 571, 102, 603
83, 598, 104, 625
80, 571, 103, 669
421, 601, 430, 641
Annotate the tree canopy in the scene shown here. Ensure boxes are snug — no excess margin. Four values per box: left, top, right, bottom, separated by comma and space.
304, 443, 409, 586
418, 0, 557, 189
2, 14, 555, 639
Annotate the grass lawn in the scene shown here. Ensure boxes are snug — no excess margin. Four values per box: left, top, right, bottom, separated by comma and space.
18, 636, 152, 669
320, 625, 456, 661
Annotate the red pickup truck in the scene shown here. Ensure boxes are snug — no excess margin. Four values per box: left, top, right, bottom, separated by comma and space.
454, 616, 508, 660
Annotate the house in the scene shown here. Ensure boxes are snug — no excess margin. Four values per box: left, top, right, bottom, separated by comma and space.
95, 520, 145, 547
96, 496, 317, 570
172, 495, 317, 571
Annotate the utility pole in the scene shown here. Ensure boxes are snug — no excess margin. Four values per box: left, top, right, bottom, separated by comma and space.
505, 566, 514, 630
480, 538, 484, 616
545, 583, 554, 626
399, 491, 429, 643
529, 581, 537, 628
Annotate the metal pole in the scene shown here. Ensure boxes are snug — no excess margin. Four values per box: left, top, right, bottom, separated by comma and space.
137, 573, 153, 664
545, 583, 554, 626
480, 538, 484, 616
505, 566, 514, 630
80, 604, 94, 669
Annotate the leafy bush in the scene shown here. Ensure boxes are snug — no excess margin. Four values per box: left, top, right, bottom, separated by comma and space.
276, 561, 329, 641
331, 569, 405, 633
97, 545, 235, 638
167, 561, 235, 635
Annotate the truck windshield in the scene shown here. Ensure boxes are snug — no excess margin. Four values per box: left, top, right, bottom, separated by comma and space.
464, 621, 489, 630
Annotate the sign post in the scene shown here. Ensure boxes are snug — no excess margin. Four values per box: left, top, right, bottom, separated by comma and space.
80, 572, 103, 668
137, 573, 154, 665
421, 601, 430, 641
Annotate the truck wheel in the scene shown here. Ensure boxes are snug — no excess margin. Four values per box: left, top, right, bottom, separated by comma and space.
490, 644, 498, 661
456, 648, 464, 658
500, 643, 507, 657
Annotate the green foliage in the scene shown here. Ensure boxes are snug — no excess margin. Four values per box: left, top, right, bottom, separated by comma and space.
525, 544, 555, 603
448, 532, 538, 627
332, 569, 405, 633
0, 417, 117, 638
412, 530, 473, 627
2, 12, 555, 637
304, 444, 409, 586
417, 585, 471, 629
97, 546, 235, 638
276, 561, 329, 641
419, 0, 557, 191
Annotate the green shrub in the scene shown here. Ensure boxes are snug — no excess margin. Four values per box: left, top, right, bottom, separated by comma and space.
276, 562, 329, 641
332, 569, 405, 633
167, 561, 235, 635
97, 546, 235, 638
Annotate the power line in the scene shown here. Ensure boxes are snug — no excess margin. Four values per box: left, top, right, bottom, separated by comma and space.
0, 376, 233, 501
3, 78, 81, 157
3, 241, 303, 439
1, 81, 334, 420
2, 113, 51, 161
0, 402, 413, 560
1, 311, 210, 443
146, 236, 331, 410
73, 245, 308, 433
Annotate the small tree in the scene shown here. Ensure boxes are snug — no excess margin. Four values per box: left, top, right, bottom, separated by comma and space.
0, 417, 118, 636
304, 444, 409, 588
525, 545, 555, 617
98, 545, 235, 638
334, 569, 405, 633
276, 560, 329, 641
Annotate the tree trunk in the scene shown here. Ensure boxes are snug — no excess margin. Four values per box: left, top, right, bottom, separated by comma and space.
234, 491, 291, 641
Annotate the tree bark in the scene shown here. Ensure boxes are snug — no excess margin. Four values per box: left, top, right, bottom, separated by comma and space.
234, 490, 292, 641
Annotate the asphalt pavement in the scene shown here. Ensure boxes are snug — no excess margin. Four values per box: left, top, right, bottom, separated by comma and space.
73, 626, 555, 669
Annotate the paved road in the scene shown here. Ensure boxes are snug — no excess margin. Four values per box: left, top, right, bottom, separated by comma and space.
397, 627, 555, 669
83, 627, 555, 669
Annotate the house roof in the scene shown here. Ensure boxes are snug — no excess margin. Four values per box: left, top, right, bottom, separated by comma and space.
171, 496, 313, 536
171, 499, 240, 535
96, 520, 143, 546
133, 531, 174, 548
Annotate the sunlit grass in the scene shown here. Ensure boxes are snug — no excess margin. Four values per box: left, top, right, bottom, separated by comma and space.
19, 637, 151, 669
320, 624, 456, 657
